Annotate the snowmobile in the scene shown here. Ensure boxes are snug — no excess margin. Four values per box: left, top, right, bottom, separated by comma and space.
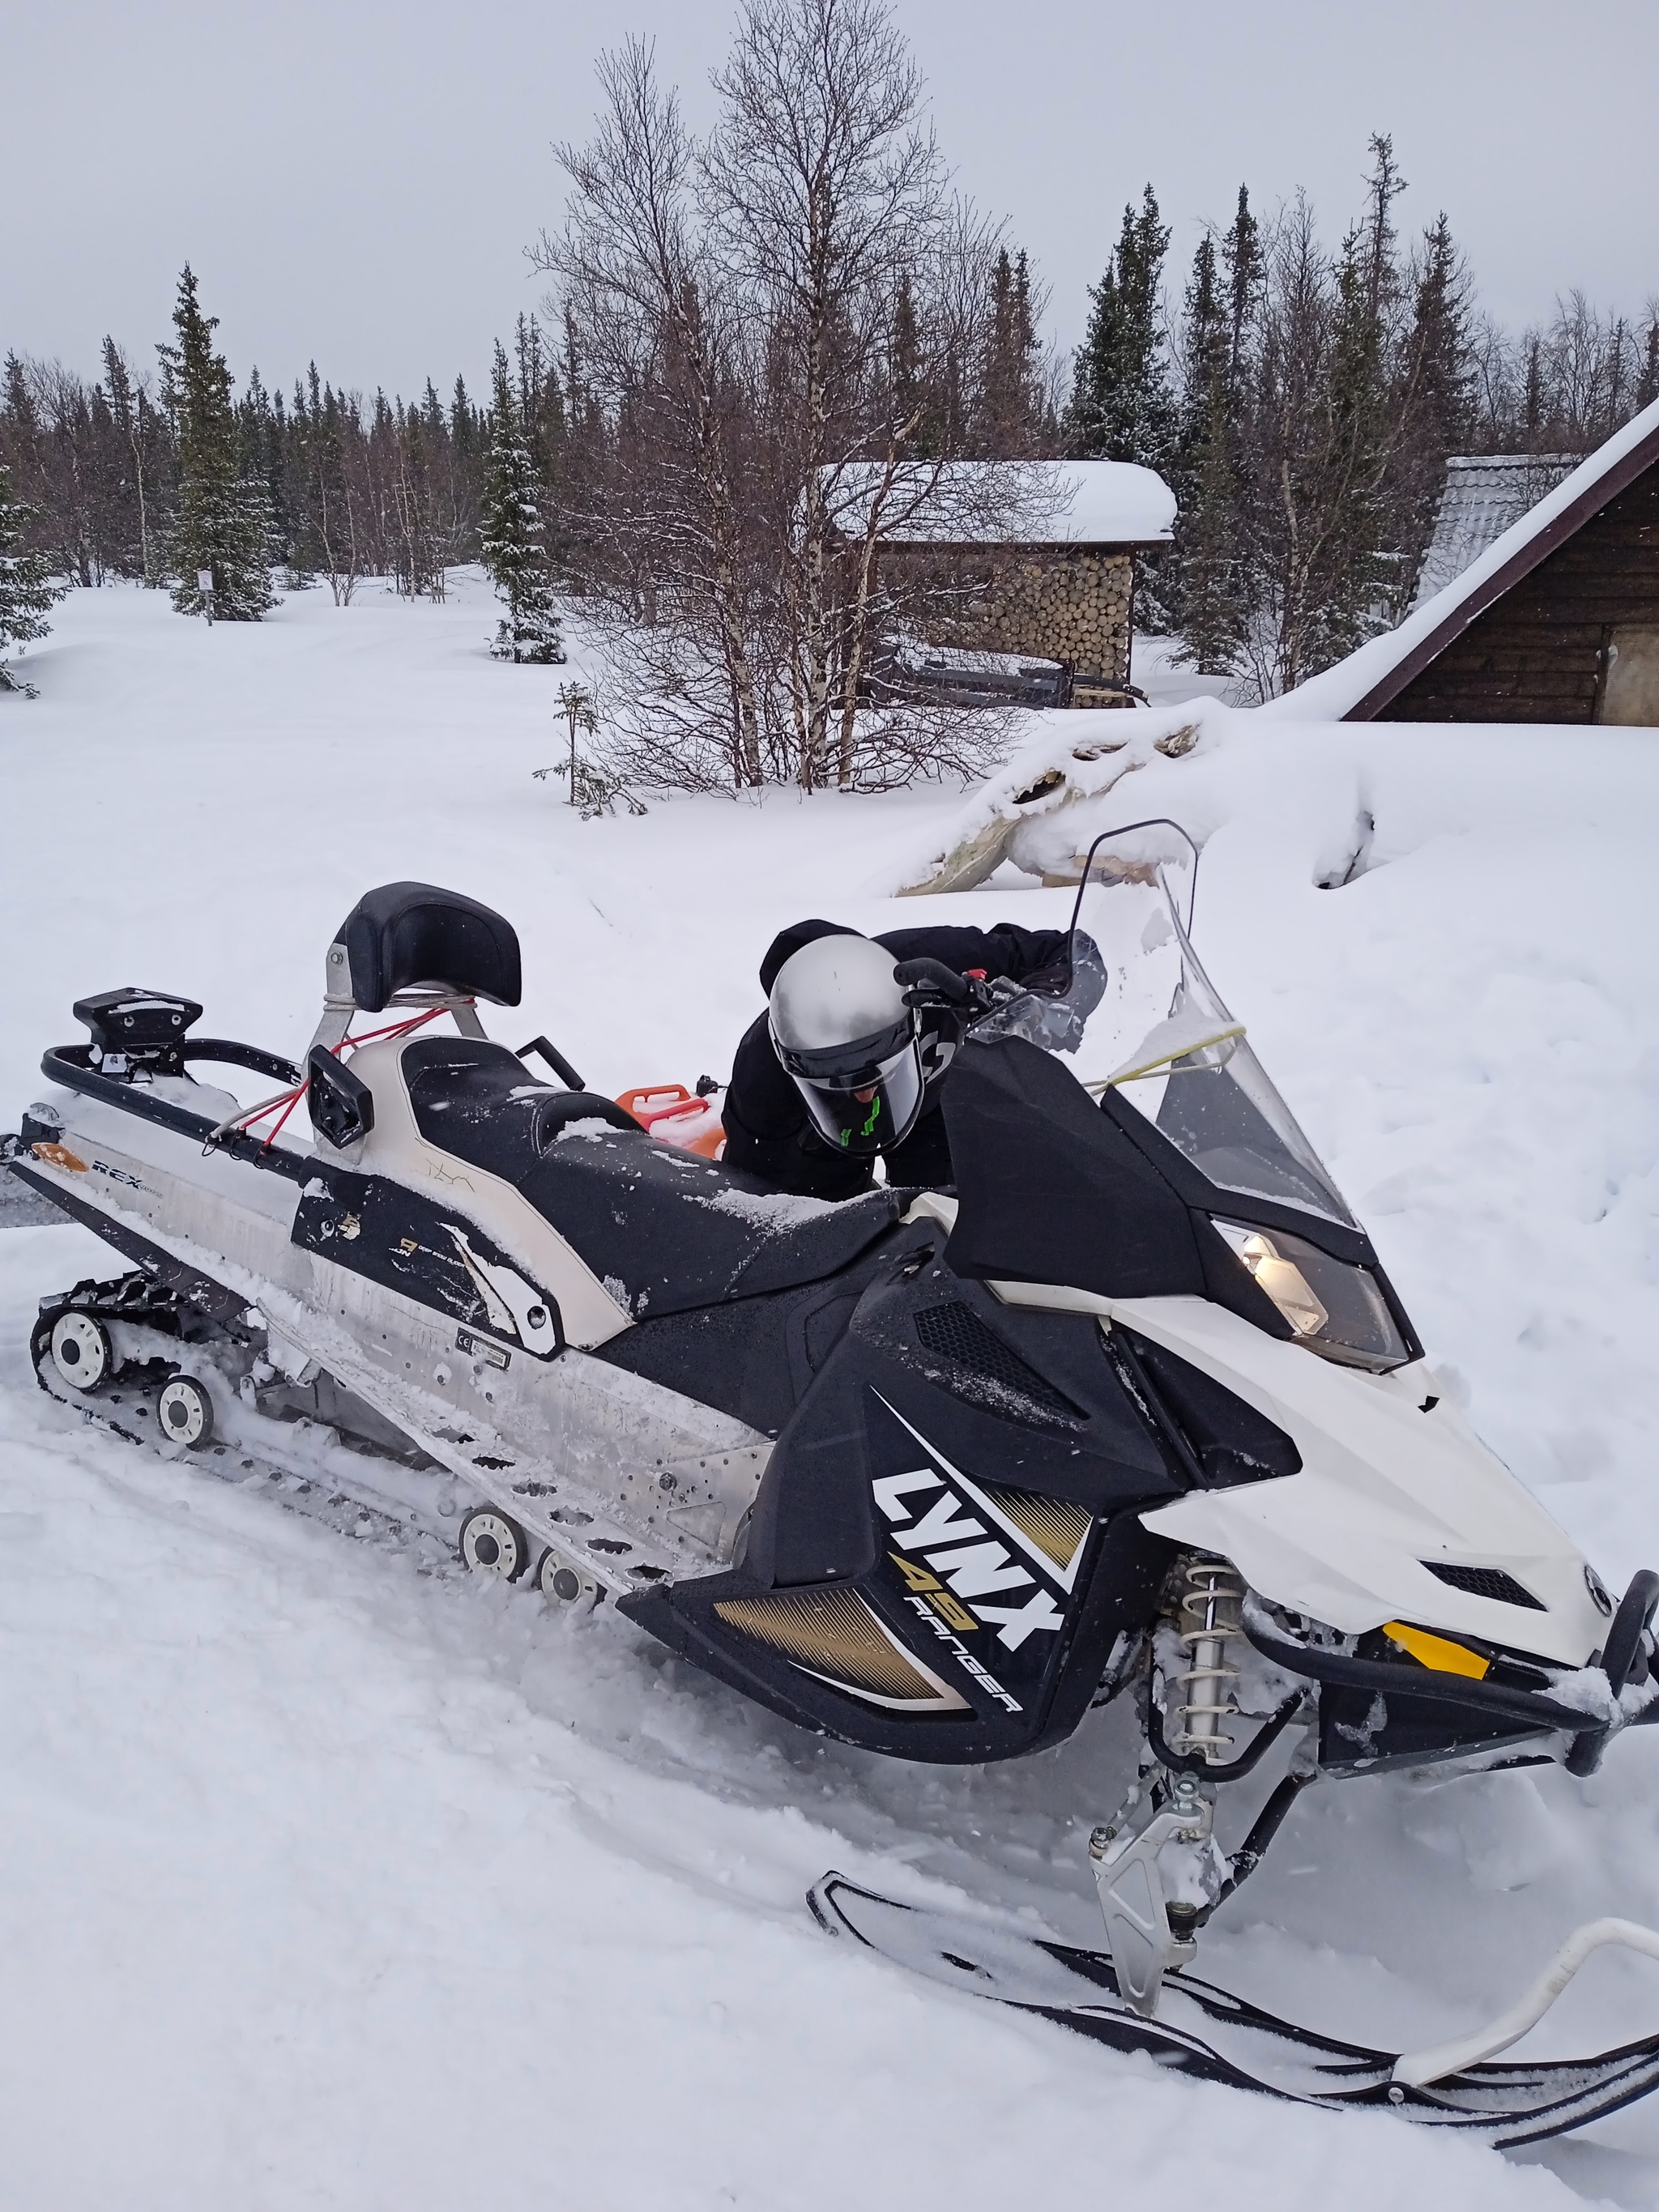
10, 847, 1659, 2143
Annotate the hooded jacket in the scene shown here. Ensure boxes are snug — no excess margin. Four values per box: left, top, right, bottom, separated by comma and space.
722, 917, 1070, 1200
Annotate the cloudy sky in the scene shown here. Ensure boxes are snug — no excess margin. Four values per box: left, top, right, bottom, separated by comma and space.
8, 0, 1657, 403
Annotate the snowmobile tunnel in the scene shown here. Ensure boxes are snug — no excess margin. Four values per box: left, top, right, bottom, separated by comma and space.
334, 882, 522, 1012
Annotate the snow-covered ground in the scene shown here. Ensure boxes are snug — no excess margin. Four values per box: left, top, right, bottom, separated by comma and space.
6, 571, 1659, 2208
1131, 631, 1239, 707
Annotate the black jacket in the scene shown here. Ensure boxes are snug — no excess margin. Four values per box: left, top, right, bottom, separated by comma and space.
721, 917, 1069, 1200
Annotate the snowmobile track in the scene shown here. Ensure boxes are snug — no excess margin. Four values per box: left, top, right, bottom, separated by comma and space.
32, 1359, 471, 1585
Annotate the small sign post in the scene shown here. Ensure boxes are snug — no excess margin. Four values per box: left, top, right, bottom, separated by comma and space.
197, 568, 215, 626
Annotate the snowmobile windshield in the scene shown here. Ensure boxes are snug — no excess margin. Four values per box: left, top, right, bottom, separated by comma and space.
973, 822, 1357, 1230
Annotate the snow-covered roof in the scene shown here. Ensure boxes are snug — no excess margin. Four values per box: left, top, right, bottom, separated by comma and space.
1268, 398, 1659, 722
828, 459, 1175, 548
1410, 454, 1577, 608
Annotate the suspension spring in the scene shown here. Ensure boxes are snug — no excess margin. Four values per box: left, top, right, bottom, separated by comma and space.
1168, 1557, 1244, 1762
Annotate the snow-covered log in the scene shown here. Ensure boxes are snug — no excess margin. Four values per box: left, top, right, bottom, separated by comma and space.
876, 698, 1233, 894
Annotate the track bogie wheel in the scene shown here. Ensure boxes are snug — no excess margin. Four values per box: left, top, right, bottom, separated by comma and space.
535, 1547, 599, 1606
157, 1375, 215, 1449
458, 1505, 529, 1582
49, 1310, 113, 1392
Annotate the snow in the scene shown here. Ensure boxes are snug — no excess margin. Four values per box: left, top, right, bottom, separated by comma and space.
1132, 631, 1240, 707
6, 573, 1659, 2205
1266, 394, 1659, 722
830, 458, 1176, 545
697, 1183, 840, 1226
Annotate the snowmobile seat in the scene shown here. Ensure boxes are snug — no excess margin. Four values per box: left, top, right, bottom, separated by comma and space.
334, 882, 522, 1013
402, 1037, 902, 1318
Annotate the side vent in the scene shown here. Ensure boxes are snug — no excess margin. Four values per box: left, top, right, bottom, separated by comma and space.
1422, 1561, 1545, 1611
911, 1301, 1084, 1430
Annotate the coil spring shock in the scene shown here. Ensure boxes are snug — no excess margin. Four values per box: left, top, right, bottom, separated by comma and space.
1168, 1558, 1244, 1762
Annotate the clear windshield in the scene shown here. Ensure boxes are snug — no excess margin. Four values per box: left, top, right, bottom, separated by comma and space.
975, 822, 1356, 1230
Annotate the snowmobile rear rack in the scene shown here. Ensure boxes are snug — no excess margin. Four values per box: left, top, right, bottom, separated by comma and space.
37, 1042, 311, 1180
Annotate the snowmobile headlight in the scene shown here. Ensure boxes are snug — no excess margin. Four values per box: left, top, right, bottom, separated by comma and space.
1212, 1219, 1410, 1373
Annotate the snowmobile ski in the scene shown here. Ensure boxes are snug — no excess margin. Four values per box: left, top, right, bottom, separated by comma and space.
807, 1873, 1659, 2146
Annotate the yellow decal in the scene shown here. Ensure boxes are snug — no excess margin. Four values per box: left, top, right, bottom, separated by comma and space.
928, 1588, 980, 1634
890, 1553, 942, 1593
889, 1552, 979, 1633
1384, 1621, 1490, 1679
32, 1142, 87, 1173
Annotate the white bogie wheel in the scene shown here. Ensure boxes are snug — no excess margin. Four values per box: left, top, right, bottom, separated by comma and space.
458, 1505, 528, 1582
157, 1375, 215, 1449
49, 1311, 113, 1392
535, 1547, 599, 1606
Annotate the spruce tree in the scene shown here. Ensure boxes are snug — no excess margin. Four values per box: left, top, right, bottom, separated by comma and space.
157, 266, 275, 619
100, 337, 164, 586
1066, 186, 1177, 472
1170, 232, 1237, 667
1639, 318, 1659, 413
1391, 211, 1473, 612
0, 462, 66, 694
1322, 137, 1406, 660
480, 341, 564, 665
1223, 185, 1264, 383
979, 247, 1043, 454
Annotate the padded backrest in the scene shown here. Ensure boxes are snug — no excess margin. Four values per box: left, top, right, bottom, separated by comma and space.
335, 882, 522, 1012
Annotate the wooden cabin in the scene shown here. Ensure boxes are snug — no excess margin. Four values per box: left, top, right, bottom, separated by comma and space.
834, 460, 1175, 709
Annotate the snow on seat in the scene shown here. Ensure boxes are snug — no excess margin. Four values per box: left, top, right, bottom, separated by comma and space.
403, 1038, 900, 1318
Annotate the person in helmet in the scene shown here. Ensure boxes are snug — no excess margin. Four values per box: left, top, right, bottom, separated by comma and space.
720, 916, 1088, 1200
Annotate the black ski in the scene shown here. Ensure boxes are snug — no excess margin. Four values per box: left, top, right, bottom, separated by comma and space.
808, 1872, 1659, 2145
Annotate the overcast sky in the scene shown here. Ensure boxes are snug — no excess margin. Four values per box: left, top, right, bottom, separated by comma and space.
6, 0, 1657, 405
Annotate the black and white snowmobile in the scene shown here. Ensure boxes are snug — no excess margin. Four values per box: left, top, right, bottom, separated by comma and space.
10, 850, 1659, 2142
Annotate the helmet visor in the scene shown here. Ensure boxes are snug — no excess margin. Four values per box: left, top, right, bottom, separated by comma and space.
786, 1035, 926, 1157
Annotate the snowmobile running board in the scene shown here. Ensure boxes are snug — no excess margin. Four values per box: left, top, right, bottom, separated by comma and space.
808, 1873, 1659, 2145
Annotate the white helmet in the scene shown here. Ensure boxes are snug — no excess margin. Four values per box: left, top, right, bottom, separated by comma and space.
768, 934, 925, 1157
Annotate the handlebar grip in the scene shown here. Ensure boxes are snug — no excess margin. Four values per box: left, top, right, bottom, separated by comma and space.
893, 957, 972, 1004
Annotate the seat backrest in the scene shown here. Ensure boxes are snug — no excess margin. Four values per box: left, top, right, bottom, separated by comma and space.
335, 883, 522, 1012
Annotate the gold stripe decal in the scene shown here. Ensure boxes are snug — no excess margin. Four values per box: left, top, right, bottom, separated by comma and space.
980, 1488, 1092, 1574
714, 1589, 970, 1711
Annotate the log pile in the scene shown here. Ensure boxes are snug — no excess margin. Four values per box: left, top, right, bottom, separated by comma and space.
974, 552, 1134, 689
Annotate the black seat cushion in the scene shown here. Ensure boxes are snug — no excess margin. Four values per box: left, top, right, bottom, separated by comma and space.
403, 1038, 900, 1317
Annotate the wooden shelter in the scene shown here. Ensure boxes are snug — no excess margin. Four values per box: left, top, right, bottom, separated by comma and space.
838, 460, 1175, 709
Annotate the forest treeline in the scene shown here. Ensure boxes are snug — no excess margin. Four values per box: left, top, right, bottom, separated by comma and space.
1071, 139, 1659, 696
2, 0, 1656, 752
